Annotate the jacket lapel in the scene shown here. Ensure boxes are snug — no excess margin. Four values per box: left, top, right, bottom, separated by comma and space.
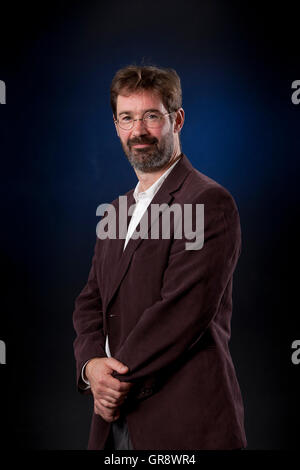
105, 154, 193, 311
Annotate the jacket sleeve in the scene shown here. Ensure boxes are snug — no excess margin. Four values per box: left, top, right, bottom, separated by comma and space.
113, 187, 242, 399
73, 239, 107, 394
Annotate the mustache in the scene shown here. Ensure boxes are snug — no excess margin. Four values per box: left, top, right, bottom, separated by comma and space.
128, 136, 158, 147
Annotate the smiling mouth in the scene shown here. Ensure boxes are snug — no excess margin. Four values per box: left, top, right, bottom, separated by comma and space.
132, 144, 153, 148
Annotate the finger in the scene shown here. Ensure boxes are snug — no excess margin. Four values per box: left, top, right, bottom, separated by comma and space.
94, 402, 120, 422
108, 376, 133, 392
99, 398, 119, 409
92, 376, 124, 397
93, 383, 121, 400
93, 384, 127, 402
95, 397, 120, 412
100, 375, 132, 394
106, 357, 129, 375
99, 393, 124, 405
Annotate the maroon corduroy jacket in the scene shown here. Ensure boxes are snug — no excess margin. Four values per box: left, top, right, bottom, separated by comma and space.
73, 154, 247, 450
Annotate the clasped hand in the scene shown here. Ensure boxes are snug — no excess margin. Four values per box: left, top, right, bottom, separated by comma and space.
85, 357, 133, 423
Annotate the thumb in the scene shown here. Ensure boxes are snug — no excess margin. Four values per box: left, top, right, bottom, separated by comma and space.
107, 357, 129, 374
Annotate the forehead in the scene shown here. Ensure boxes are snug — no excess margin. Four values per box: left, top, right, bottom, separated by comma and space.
116, 89, 166, 115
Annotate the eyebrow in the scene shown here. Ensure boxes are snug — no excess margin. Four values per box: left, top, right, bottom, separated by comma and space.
118, 108, 161, 117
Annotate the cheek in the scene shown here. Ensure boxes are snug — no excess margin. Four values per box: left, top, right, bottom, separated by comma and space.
151, 129, 165, 141
160, 121, 174, 138
119, 131, 130, 144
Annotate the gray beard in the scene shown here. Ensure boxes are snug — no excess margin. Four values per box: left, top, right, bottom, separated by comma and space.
123, 133, 174, 173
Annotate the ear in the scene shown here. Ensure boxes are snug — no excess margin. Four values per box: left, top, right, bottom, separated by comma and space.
113, 115, 120, 137
174, 108, 185, 133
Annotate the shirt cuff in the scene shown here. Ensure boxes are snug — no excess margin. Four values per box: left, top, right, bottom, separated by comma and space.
81, 360, 91, 389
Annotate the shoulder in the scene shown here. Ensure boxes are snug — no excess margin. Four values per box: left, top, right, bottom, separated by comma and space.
177, 166, 239, 215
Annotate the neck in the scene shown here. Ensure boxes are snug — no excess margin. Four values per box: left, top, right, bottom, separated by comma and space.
135, 148, 182, 192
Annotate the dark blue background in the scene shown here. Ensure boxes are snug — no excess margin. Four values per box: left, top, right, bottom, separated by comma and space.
0, 0, 299, 449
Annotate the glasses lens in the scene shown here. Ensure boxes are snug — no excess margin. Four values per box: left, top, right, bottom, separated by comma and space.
119, 116, 133, 130
117, 112, 167, 130
143, 112, 163, 128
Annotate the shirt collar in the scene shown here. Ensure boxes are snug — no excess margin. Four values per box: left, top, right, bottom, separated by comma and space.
133, 158, 181, 203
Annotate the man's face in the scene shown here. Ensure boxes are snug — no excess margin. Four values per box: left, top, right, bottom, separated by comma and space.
115, 90, 176, 172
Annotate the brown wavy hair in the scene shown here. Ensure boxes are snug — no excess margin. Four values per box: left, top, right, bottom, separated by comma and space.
110, 65, 182, 118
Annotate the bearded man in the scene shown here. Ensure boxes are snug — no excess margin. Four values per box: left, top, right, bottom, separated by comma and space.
73, 65, 247, 450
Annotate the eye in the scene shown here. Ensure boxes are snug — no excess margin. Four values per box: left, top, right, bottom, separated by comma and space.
145, 112, 160, 121
120, 115, 132, 122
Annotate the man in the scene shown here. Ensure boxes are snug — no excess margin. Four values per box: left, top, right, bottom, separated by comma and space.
73, 65, 247, 450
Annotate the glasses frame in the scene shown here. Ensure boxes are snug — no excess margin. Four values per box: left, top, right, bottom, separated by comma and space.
114, 111, 175, 131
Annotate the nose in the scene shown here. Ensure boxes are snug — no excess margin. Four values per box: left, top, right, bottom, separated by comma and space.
131, 118, 149, 136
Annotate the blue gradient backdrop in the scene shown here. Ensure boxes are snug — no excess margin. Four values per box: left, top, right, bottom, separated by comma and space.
0, 0, 299, 450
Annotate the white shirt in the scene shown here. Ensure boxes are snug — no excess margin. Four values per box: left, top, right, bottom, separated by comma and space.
82, 157, 180, 385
